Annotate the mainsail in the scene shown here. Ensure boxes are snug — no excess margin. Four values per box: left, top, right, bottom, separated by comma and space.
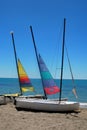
38, 54, 60, 95
17, 59, 34, 93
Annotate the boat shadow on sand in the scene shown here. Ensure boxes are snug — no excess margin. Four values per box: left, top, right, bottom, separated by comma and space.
15, 105, 80, 114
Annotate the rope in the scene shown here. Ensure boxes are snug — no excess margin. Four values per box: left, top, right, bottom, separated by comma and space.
65, 44, 78, 99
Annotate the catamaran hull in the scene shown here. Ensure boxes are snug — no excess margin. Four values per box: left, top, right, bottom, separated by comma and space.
15, 98, 79, 112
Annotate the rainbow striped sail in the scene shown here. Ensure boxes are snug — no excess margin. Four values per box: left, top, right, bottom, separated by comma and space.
17, 59, 34, 93
38, 54, 60, 95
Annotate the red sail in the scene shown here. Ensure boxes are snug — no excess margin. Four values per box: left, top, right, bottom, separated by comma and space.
44, 86, 60, 95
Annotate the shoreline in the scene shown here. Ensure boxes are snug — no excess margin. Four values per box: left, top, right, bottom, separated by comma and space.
80, 103, 87, 109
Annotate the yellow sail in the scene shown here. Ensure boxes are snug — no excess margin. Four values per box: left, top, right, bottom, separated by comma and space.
18, 59, 34, 93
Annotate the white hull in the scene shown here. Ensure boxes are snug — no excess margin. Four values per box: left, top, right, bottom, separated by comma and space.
15, 97, 79, 112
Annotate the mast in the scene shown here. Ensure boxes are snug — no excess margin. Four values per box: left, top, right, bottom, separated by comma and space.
10, 32, 22, 95
59, 18, 66, 101
30, 26, 47, 99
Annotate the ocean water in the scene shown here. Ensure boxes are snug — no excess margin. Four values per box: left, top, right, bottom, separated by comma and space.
0, 78, 87, 103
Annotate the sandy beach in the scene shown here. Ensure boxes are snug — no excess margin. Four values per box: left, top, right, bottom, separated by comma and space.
0, 101, 87, 130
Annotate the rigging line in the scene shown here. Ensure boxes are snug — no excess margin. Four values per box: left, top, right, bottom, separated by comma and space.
65, 44, 78, 99
54, 68, 61, 79
65, 45, 74, 84
53, 23, 63, 79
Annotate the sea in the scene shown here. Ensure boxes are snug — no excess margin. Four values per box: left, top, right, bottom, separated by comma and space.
0, 78, 87, 104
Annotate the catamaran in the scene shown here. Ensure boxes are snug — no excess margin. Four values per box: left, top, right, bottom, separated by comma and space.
12, 18, 79, 112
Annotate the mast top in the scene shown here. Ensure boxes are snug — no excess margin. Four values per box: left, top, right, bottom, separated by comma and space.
10, 31, 14, 34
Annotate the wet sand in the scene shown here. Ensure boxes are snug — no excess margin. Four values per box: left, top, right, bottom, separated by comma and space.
0, 102, 87, 130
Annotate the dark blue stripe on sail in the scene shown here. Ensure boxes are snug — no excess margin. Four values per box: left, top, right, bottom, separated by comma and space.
42, 79, 56, 87
38, 55, 45, 64
38, 55, 48, 71
39, 64, 48, 71
20, 83, 32, 87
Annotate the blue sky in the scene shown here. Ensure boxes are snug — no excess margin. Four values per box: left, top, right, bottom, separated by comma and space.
0, 0, 87, 79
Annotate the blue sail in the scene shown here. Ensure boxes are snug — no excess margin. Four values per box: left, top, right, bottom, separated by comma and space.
38, 54, 60, 95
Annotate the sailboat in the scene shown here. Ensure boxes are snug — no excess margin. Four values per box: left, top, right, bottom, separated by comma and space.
14, 18, 79, 112
10, 32, 44, 99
